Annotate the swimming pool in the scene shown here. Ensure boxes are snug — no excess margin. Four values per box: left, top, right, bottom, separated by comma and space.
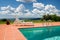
19, 26, 60, 40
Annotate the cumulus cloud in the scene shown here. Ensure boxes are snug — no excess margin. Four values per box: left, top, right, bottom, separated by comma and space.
0, 3, 60, 18
16, 0, 37, 2
15, 4, 25, 13
44, 5, 59, 15
0, 5, 15, 15
45, 5, 55, 10
24, 10, 34, 17
23, 9, 40, 18
32, 8, 45, 18
33, 3, 44, 9
0, 4, 38, 18
1, 5, 15, 11
32, 3, 60, 16
32, 9, 40, 14
0, 10, 10, 14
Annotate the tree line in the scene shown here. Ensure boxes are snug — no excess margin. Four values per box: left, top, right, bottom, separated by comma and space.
42, 14, 60, 21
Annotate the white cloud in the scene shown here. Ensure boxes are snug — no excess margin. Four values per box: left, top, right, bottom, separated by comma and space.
16, 0, 36, 2
0, 4, 38, 18
0, 5, 15, 15
32, 9, 45, 18
32, 9, 40, 14
32, 3, 60, 16
33, 3, 44, 9
0, 3, 60, 18
0, 4, 25, 15
1, 5, 15, 11
24, 10, 33, 16
44, 5, 59, 15
24, 10, 40, 18
45, 5, 55, 10
0, 10, 10, 14
15, 4, 25, 13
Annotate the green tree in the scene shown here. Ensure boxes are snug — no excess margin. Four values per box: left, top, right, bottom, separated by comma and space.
42, 14, 60, 21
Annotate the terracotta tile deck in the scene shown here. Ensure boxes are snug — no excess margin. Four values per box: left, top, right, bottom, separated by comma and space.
0, 22, 60, 40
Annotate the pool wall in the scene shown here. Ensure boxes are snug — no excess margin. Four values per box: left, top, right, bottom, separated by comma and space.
19, 26, 60, 40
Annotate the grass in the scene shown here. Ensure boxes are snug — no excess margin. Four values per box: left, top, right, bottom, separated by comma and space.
0, 20, 55, 24
24, 20, 43, 23
0, 21, 14, 24
24, 20, 54, 23
0, 21, 6, 24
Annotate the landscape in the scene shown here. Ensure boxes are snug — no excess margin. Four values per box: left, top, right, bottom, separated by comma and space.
0, 0, 60, 40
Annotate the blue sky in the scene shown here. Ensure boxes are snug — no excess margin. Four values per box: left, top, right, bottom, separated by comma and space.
0, 0, 60, 10
0, 0, 60, 19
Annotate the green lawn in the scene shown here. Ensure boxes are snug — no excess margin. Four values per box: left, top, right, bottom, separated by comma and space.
24, 20, 53, 23
0, 20, 54, 24
0, 21, 14, 24
0, 21, 6, 24
24, 20, 43, 23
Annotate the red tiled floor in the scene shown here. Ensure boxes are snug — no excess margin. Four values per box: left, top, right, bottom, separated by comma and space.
0, 25, 26, 40
0, 22, 60, 40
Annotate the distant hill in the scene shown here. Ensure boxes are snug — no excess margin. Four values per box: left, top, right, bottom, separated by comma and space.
19, 18, 41, 20
0, 18, 41, 21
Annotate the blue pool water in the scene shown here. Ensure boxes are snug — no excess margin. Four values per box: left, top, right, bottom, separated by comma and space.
19, 26, 60, 40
